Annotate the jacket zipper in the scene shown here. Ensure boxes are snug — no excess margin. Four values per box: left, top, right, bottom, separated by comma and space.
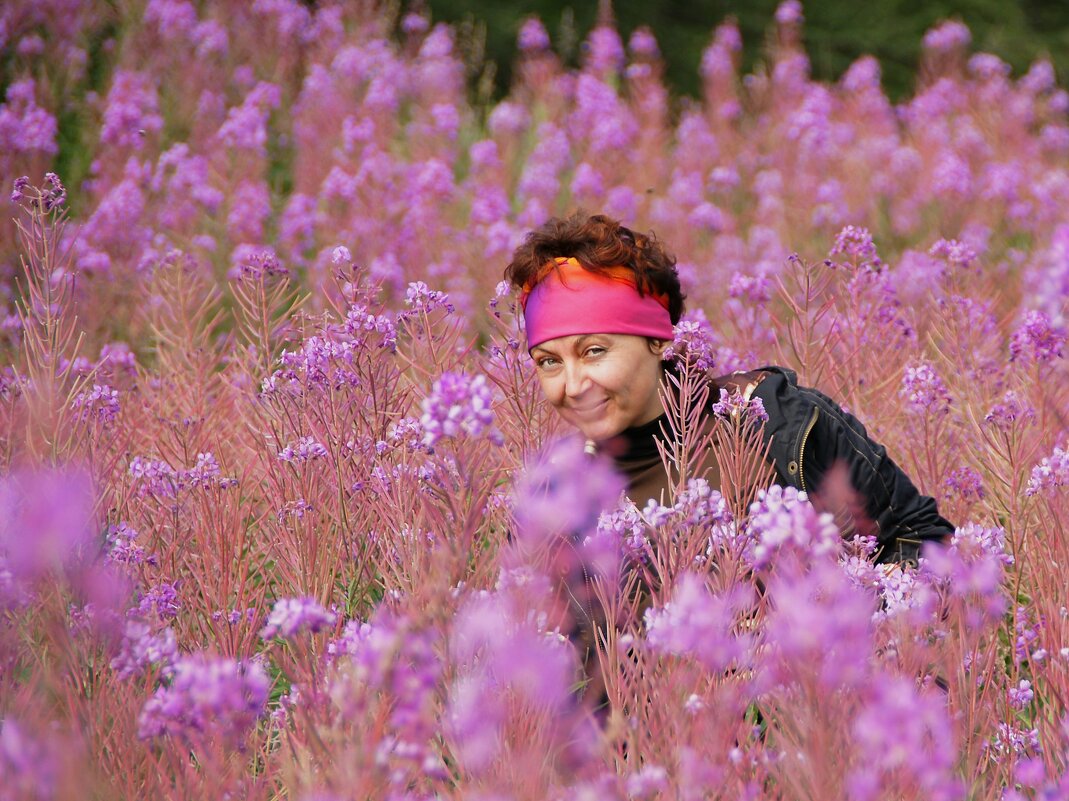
797, 406, 819, 493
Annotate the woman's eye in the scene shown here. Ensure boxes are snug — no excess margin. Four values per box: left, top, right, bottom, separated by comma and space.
536, 357, 558, 369
584, 346, 607, 358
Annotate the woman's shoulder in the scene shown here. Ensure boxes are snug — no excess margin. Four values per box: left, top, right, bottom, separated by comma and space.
710, 367, 776, 400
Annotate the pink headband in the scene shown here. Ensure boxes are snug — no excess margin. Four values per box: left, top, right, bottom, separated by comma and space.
521, 257, 674, 350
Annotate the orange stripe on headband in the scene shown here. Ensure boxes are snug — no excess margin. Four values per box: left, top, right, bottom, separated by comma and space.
519, 257, 670, 311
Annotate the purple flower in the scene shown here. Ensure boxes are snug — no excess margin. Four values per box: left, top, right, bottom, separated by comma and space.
185, 452, 221, 488
712, 387, 769, 423
71, 384, 120, 426
100, 70, 163, 150
846, 677, 963, 801
700, 23, 741, 82
922, 21, 972, 53
97, 341, 137, 375
664, 309, 719, 372
105, 522, 151, 567
629, 27, 659, 58
226, 179, 271, 242
451, 594, 575, 714
675, 478, 734, 529
645, 573, 754, 672
488, 101, 530, 137
234, 247, 288, 281
928, 238, 977, 268
111, 619, 178, 679
192, 18, 228, 55
330, 245, 351, 265
403, 281, 455, 315
969, 53, 1010, 81
344, 303, 396, 351
989, 723, 1040, 759
688, 201, 727, 232
570, 162, 604, 201
129, 454, 235, 496
1014, 606, 1042, 665
0, 719, 59, 801
604, 185, 638, 222
10, 176, 30, 204
138, 581, 181, 621
511, 437, 624, 543
269, 335, 360, 394
900, 362, 952, 416
517, 17, 550, 52
143, 0, 199, 40
1013, 757, 1047, 790
983, 390, 1035, 430
1008, 679, 1035, 710
831, 225, 881, 268
401, 12, 429, 34
744, 485, 841, 571
626, 765, 668, 799
1010, 310, 1066, 364
870, 560, 934, 622
1026, 446, 1069, 497
728, 273, 772, 304
419, 372, 500, 448
0, 467, 96, 580
10, 172, 66, 219
583, 26, 625, 75
593, 500, 650, 566
1020, 59, 1056, 94
261, 596, 336, 640
278, 436, 329, 463
774, 0, 804, 25
214, 82, 281, 157
763, 559, 875, 690
842, 55, 882, 93
276, 497, 314, 521
212, 607, 258, 627
0, 79, 58, 157
943, 466, 984, 501
138, 653, 270, 743
921, 524, 1011, 627
447, 672, 505, 774
329, 609, 442, 773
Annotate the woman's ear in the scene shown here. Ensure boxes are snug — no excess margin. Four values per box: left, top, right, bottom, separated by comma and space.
648, 338, 669, 357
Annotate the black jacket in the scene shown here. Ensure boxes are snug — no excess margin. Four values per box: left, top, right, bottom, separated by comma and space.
745, 366, 953, 565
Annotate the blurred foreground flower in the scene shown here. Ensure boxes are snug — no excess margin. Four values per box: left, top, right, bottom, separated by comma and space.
847, 676, 963, 801
138, 653, 270, 745
645, 572, 754, 672
0, 466, 96, 581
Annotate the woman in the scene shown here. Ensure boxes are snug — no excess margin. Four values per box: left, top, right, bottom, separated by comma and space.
505, 213, 953, 566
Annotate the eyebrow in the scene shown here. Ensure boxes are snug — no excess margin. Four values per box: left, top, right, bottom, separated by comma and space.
531, 334, 607, 357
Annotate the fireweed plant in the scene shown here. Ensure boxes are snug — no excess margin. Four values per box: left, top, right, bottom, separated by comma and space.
1, 2, 1068, 799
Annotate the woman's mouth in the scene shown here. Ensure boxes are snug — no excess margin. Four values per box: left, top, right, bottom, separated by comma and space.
567, 398, 609, 417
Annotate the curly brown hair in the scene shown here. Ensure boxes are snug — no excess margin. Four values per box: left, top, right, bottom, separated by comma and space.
504, 212, 686, 324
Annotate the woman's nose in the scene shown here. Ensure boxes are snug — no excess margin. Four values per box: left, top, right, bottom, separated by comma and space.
563, 362, 588, 398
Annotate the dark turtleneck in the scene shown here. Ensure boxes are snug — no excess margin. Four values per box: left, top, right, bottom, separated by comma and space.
603, 411, 722, 507
600, 369, 770, 507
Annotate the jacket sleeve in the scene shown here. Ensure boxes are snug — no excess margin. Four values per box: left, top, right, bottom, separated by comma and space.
799, 388, 954, 565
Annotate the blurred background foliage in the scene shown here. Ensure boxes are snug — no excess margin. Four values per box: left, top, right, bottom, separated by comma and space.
421, 0, 1069, 102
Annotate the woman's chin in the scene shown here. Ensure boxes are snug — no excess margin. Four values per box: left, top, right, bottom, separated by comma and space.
576, 420, 624, 443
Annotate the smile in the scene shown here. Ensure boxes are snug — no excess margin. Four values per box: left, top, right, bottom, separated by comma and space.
567, 399, 609, 416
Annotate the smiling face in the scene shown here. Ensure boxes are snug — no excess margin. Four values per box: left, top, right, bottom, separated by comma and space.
531, 333, 668, 442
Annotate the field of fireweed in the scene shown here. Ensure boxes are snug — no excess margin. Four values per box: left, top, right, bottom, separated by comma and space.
1, 1, 1068, 799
